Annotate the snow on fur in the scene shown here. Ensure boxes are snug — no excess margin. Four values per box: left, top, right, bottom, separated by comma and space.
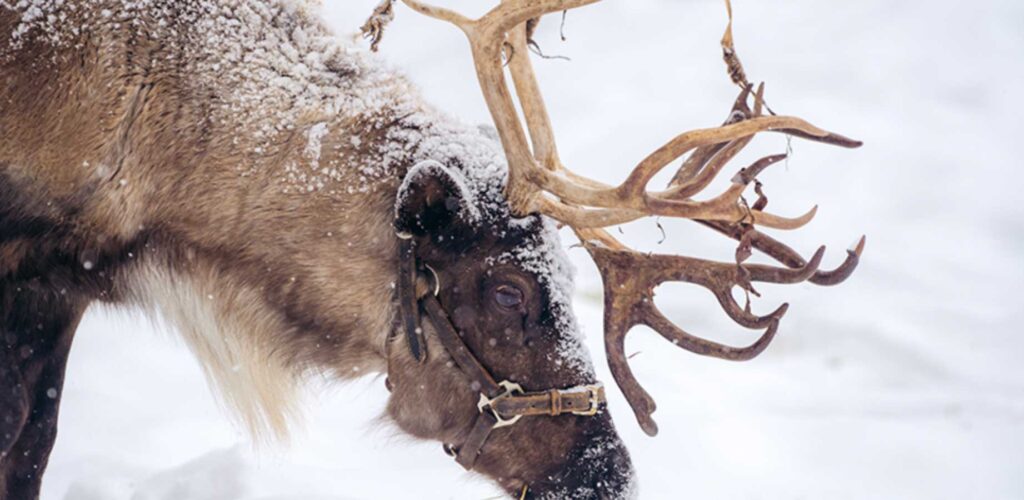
395, 159, 483, 225
2, 0, 594, 375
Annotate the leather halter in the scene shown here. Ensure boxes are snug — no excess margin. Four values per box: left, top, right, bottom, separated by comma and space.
393, 234, 606, 471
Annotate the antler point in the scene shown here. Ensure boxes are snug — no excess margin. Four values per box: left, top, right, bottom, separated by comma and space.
851, 235, 867, 255
803, 204, 820, 223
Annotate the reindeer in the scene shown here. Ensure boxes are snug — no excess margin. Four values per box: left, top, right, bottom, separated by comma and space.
0, 0, 863, 498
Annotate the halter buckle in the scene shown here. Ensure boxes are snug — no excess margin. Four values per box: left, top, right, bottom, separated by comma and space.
571, 384, 604, 417
477, 380, 524, 428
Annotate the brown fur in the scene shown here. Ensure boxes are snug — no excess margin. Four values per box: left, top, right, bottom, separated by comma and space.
2, 0, 401, 438
0, 1, 634, 498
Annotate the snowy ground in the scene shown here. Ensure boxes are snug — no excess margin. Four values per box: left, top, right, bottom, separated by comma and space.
42, 0, 1024, 499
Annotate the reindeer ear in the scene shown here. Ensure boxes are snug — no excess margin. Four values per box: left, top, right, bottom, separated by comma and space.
395, 160, 480, 239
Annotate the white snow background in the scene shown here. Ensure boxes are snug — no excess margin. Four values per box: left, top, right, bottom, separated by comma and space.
42, 0, 1024, 499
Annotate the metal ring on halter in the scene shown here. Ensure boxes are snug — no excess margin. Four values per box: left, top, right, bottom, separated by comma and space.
423, 263, 441, 297
477, 380, 525, 429
442, 443, 458, 458
395, 230, 414, 240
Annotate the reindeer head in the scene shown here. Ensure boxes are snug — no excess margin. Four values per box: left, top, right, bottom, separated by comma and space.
365, 0, 864, 498
382, 155, 634, 498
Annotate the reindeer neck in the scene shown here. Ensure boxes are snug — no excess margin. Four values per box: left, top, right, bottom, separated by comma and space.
2, 0, 443, 440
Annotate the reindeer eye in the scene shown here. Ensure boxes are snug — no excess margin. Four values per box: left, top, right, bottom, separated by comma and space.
494, 285, 524, 309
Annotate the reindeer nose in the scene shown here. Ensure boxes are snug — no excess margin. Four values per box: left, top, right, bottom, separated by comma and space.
526, 425, 637, 500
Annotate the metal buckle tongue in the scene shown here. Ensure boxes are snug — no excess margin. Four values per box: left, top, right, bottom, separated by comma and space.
571, 384, 604, 416
477, 380, 525, 428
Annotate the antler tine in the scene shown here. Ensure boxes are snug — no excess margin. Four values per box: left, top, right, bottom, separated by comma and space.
603, 314, 658, 436
812, 236, 865, 285
579, 234, 817, 319
670, 83, 760, 187
647, 152, 820, 231
604, 297, 782, 437
745, 245, 826, 284
584, 235, 803, 435
644, 306, 780, 363
663, 136, 754, 200
700, 221, 866, 286
531, 146, 812, 229
715, 291, 787, 329
523, 115, 853, 231
530, 115, 857, 206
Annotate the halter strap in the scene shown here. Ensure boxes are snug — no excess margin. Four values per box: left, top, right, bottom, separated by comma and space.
396, 235, 426, 362
394, 235, 606, 471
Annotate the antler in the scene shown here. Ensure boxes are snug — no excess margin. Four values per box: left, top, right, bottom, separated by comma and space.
376, 0, 865, 435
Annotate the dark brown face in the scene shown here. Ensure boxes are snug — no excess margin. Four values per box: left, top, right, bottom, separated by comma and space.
387, 161, 635, 498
